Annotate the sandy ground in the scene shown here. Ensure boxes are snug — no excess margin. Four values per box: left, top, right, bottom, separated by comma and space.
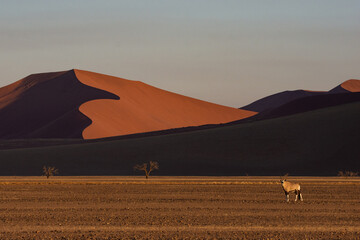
0, 176, 359, 239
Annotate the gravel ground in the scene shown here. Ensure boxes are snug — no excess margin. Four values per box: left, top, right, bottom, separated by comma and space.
0, 176, 359, 239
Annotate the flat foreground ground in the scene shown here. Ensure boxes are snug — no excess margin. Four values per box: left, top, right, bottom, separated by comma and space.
0, 176, 359, 239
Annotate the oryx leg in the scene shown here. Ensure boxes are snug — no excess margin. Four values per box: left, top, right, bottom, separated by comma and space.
299, 191, 303, 201
285, 192, 289, 202
295, 190, 298, 201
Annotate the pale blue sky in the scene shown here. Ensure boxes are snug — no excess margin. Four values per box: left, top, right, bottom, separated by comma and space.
1, 0, 359, 107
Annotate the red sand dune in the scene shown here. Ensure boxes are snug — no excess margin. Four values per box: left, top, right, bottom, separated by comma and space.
0, 69, 255, 139
75, 69, 256, 139
341, 79, 360, 92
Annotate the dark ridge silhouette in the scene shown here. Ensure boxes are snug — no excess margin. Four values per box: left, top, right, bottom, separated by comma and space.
240, 92, 360, 121
241, 79, 360, 113
0, 70, 119, 139
0, 101, 358, 176
240, 90, 326, 112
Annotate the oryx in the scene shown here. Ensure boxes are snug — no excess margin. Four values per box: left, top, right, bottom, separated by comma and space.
280, 179, 303, 202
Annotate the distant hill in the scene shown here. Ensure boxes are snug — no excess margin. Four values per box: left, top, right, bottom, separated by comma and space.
240, 79, 360, 113
241, 90, 326, 113
242, 92, 360, 121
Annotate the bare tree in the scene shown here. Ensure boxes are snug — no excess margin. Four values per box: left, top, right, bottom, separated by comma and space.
134, 161, 159, 179
338, 170, 358, 177
43, 166, 59, 179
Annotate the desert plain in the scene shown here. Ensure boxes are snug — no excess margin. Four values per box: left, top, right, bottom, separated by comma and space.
0, 176, 359, 240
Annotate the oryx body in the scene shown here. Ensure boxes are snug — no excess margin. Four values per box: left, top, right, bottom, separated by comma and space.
280, 180, 303, 202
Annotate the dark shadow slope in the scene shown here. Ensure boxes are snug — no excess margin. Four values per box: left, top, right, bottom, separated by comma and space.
0, 70, 119, 139
329, 85, 349, 94
0, 101, 359, 176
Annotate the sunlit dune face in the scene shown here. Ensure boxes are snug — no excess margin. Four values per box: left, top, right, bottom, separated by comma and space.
74, 69, 257, 139
341, 79, 360, 92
